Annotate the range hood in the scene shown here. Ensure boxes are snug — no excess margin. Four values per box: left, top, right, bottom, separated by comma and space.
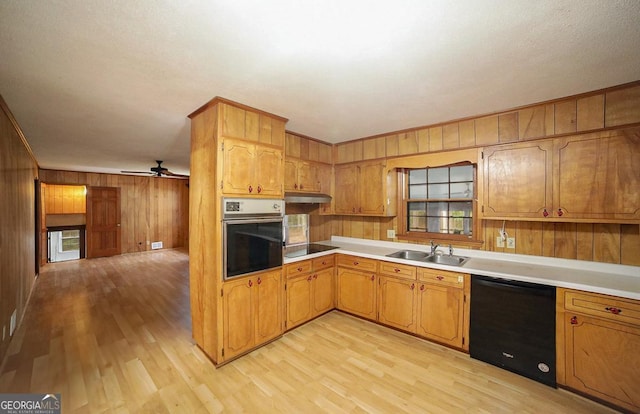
284, 192, 332, 204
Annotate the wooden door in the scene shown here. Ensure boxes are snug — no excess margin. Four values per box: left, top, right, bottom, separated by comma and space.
254, 269, 283, 344
554, 131, 640, 220
336, 268, 376, 320
222, 277, 254, 360
284, 159, 298, 192
482, 140, 553, 219
254, 144, 283, 196
287, 274, 312, 329
378, 276, 417, 333
222, 138, 255, 195
312, 268, 334, 316
359, 162, 385, 215
297, 161, 320, 192
86, 186, 121, 258
334, 164, 359, 214
564, 313, 640, 412
416, 283, 464, 348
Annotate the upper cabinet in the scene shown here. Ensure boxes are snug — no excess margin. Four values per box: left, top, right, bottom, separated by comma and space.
222, 138, 284, 197
334, 161, 397, 216
481, 127, 640, 222
284, 159, 321, 193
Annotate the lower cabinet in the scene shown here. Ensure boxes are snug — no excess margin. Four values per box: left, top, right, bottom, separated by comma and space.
336, 267, 377, 320
416, 282, 466, 349
557, 288, 640, 412
222, 269, 283, 361
285, 256, 335, 330
377, 275, 418, 332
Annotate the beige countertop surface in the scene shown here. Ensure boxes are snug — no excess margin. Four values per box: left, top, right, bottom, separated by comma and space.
283, 236, 640, 300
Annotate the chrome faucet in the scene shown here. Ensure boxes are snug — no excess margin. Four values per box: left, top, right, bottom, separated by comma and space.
430, 240, 439, 255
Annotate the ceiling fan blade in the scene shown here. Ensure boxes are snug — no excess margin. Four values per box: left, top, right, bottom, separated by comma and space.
164, 170, 190, 179
121, 170, 154, 175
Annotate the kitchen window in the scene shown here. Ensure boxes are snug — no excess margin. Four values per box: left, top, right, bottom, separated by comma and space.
399, 163, 477, 242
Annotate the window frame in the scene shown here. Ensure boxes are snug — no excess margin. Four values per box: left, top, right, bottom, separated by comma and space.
397, 162, 482, 246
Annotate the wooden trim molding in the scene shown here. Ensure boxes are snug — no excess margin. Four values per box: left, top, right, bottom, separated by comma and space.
188, 96, 289, 122
0, 94, 39, 168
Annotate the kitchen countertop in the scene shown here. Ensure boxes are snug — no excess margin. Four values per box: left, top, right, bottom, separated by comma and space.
283, 236, 640, 300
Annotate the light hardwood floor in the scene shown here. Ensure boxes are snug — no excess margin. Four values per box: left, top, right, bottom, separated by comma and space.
0, 250, 617, 413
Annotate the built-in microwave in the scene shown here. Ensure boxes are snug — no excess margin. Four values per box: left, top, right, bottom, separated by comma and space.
222, 198, 284, 280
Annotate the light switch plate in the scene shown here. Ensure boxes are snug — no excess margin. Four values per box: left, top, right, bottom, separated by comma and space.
496, 236, 504, 248
507, 237, 516, 249
387, 229, 396, 239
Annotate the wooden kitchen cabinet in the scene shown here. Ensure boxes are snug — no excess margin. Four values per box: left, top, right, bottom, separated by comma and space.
557, 288, 640, 412
334, 161, 396, 216
481, 127, 640, 222
285, 256, 335, 330
284, 159, 321, 193
222, 138, 283, 197
336, 255, 378, 320
416, 268, 469, 350
222, 269, 283, 361
378, 275, 418, 332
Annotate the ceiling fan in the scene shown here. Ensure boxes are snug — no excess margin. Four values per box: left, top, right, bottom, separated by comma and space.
121, 160, 189, 179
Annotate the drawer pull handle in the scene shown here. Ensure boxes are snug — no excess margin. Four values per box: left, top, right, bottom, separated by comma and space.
322, 261, 326, 265
353, 261, 359, 265
605, 307, 622, 315
436, 276, 444, 281
570, 316, 578, 325
394, 268, 400, 273
297, 267, 303, 272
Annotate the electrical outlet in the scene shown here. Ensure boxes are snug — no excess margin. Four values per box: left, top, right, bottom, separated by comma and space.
496, 236, 504, 248
507, 237, 516, 249
387, 229, 396, 239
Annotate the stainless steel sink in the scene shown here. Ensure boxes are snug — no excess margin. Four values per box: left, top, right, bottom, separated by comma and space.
386, 250, 430, 260
422, 254, 469, 266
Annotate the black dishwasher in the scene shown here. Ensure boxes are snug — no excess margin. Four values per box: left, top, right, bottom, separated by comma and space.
470, 275, 556, 387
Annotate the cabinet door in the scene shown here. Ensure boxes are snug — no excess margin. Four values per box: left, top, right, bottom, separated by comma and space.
286, 274, 312, 329
482, 140, 553, 219
359, 162, 386, 215
312, 268, 334, 316
336, 268, 376, 320
334, 164, 359, 214
222, 278, 255, 360
222, 139, 255, 195
416, 283, 465, 348
318, 163, 334, 215
254, 144, 283, 196
254, 270, 283, 344
555, 131, 640, 220
284, 159, 298, 192
378, 276, 417, 332
297, 161, 320, 192
564, 313, 640, 412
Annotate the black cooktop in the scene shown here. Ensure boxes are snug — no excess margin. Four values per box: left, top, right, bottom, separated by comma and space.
284, 243, 339, 258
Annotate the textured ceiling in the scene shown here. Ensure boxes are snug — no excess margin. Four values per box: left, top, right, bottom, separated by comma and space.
1, 0, 639, 176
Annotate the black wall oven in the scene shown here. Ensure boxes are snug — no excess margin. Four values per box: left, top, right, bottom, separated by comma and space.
222, 198, 284, 280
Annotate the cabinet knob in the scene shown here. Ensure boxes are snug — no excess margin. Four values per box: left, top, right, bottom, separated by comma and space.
257, 185, 262, 194
410, 283, 415, 290
605, 307, 622, 315
394, 268, 400, 273
557, 208, 564, 217
297, 267, 303, 272
543, 208, 549, 217
257, 277, 262, 285
570, 316, 578, 325
321, 261, 326, 265
436, 275, 444, 281
248, 185, 253, 193
300, 184, 304, 189
248, 280, 253, 287
307, 275, 313, 281
294, 183, 298, 189
420, 285, 425, 291
313, 274, 317, 279
353, 261, 359, 266
370, 275, 375, 281
352, 207, 356, 213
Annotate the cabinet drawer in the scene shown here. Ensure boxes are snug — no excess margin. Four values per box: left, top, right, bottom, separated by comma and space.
285, 260, 312, 278
379, 261, 416, 280
418, 268, 466, 288
564, 290, 640, 327
312, 255, 335, 271
337, 254, 377, 272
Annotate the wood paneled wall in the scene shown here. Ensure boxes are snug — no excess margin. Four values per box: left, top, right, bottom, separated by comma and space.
312, 81, 640, 266
0, 96, 38, 364
39, 170, 189, 257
